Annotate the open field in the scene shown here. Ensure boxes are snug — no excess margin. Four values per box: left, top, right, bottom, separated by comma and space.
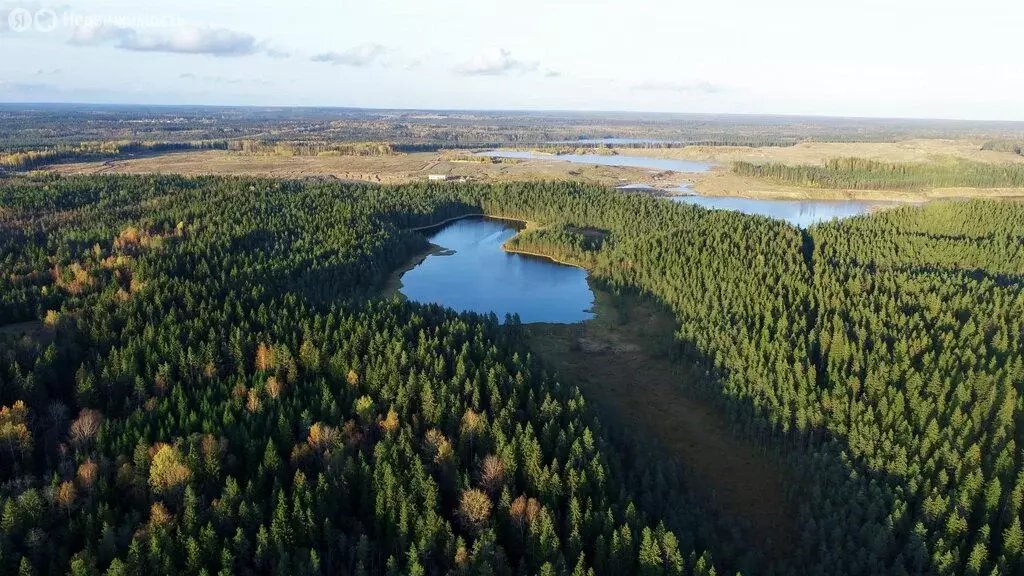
618, 139, 1024, 200
525, 284, 795, 556
50, 149, 673, 188
47, 139, 1024, 202
626, 139, 1024, 200
615, 138, 1024, 165
691, 170, 1024, 202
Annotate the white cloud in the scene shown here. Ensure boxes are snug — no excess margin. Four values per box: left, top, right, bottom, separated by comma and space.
260, 43, 291, 59
311, 44, 388, 67
455, 49, 538, 76
68, 23, 129, 45
69, 24, 262, 57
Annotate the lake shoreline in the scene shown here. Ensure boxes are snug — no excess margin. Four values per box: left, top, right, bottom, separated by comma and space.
404, 213, 537, 233
499, 245, 587, 269
393, 217, 595, 323
404, 213, 583, 268
379, 242, 448, 298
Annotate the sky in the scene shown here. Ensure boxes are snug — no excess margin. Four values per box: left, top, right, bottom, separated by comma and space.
0, 0, 1022, 121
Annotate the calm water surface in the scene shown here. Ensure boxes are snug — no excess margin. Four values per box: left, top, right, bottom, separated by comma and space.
478, 149, 887, 227
476, 150, 711, 173
478, 148, 887, 227
400, 218, 595, 324
666, 185, 885, 228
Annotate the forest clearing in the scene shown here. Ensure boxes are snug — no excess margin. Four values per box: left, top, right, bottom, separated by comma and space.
525, 286, 795, 557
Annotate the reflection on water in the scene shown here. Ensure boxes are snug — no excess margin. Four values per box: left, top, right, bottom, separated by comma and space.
669, 193, 885, 228
400, 218, 595, 324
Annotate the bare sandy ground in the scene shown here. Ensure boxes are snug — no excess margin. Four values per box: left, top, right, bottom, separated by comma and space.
52, 150, 673, 188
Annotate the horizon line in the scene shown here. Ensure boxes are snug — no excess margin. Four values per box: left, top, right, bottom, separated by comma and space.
2, 100, 1024, 125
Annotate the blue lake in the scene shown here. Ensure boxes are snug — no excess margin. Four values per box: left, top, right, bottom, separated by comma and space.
477, 149, 890, 227
399, 218, 596, 324
476, 150, 711, 173
666, 185, 885, 228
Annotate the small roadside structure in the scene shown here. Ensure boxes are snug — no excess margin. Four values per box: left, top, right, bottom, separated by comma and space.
428, 174, 451, 181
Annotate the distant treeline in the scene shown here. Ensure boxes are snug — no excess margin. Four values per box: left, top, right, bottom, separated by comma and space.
981, 140, 1024, 155
734, 157, 1024, 190
390, 143, 516, 153
0, 141, 227, 171
228, 140, 397, 157
444, 154, 522, 164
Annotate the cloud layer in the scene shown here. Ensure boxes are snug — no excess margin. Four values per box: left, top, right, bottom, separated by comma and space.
311, 44, 388, 67
69, 24, 260, 57
455, 49, 538, 76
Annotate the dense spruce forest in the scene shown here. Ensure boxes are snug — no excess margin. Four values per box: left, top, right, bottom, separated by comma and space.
734, 157, 1024, 190
1, 174, 1022, 575
0, 142, 227, 172
0, 175, 724, 576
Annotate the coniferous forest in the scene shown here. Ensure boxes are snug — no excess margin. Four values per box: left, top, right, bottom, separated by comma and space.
1, 173, 1023, 575
734, 157, 1024, 190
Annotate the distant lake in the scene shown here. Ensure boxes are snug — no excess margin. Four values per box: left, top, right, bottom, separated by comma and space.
400, 218, 595, 324
476, 150, 711, 173
546, 138, 684, 145
477, 147, 885, 228
667, 187, 886, 228
475, 149, 890, 227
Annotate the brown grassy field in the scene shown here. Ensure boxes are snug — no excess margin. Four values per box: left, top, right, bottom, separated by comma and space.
691, 170, 1024, 202
525, 284, 795, 556
49, 139, 1024, 202
51, 149, 669, 188
614, 139, 1024, 201
615, 139, 1024, 165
